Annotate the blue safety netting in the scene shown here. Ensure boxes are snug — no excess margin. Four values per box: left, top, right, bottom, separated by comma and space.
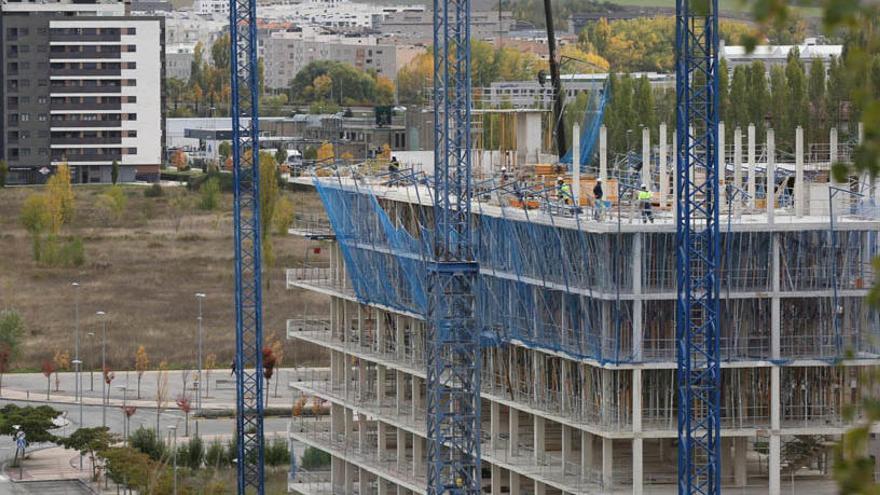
560, 83, 610, 171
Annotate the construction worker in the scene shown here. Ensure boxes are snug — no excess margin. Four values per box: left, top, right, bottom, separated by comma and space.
556, 176, 572, 205
639, 183, 654, 223
593, 178, 604, 220
500, 167, 509, 183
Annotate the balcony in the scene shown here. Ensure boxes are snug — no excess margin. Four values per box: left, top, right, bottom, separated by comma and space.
50, 49, 121, 60
50, 33, 120, 43
51, 136, 121, 145
51, 67, 120, 77
51, 85, 122, 94
51, 119, 121, 128
51, 102, 120, 111
55, 152, 122, 163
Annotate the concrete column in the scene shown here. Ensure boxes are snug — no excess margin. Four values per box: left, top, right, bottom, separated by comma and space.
490, 402, 501, 451
642, 126, 651, 188
331, 403, 345, 438
377, 365, 386, 407
357, 304, 365, 347
357, 358, 367, 402
395, 315, 405, 360
411, 376, 421, 423
795, 126, 805, 217
632, 235, 643, 361
378, 478, 390, 495
491, 464, 502, 495
562, 425, 573, 473
573, 122, 581, 206
599, 125, 608, 181
721, 437, 733, 483
748, 124, 756, 208
771, 234, 780, 360
534, 481, 547, 495
377, 421, 387, 461
509, 408, 519, 457
602, 438, 613, 488
733, 126, 742, 192
534, 415, 545, 464
345, 461, 355, 495
376, 309, 385, 353
770, 366, 781, 494
632, 438, 643, 495
359, 468, 369, 495
396, 370, 405, 416
581, 431, 594, 479
331, 457, 344, 492
734, 437, 748, 486
767, 128, 776, 223
659, 123, 668, 207
358, 413, 367, 451
396, 428, 406, 472
509, 472, 521, 495
412, 435, 424, 477
343, 353, 352, 399
344, 408, 354, 440
830, 127, 838, 169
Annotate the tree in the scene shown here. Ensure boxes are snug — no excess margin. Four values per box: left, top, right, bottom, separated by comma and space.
111, 160, 119, 185
270, 336, 284, 398
103, 366, 115, 409
300, 446, 330, 470
0, 160, 7, 188
274, 146, 287, 167
59, 427, 117, 481
274, 195, 295, 236
728, 65, 750, 131
316, 142, 334, 163
808, 59, 828, 143
376, 75, 396, 105
769, 64, 788, 137
45, 164, 75, 234
102, 446, 153, 491
262, 346, 277, 407
199, 177, 221, 210
0, 404, 62, 445
53, 349, 70, 392
155, 361, 169, 433
41, 360, 56, 400
175, 395, 192, 437
718, 58, 730, 126
218, 141, 232, 164
0, 310, 24, 365
784, 50, 808, 145
135, 346, 149, 400
129, 426, 166, 461
312, 74, 333, 100
171, 149, 188, 171
746, 61, 768, 138
0, 346, 10, 397
259, 153, 281, 289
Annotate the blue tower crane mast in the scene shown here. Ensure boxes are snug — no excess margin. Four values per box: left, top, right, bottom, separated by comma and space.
675, 0, 721, 493
426, 0, 481, 492
228, 0, 265, 488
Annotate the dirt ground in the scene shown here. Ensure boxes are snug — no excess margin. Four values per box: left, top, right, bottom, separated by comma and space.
0, 183, 329, 372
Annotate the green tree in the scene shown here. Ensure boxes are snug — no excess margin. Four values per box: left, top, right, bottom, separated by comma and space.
0, 310, 24, 382
300, 446, 330, 470
747, 61, 769, 139
784, 50, 808, 145
19, 194, 50, 260
111, 160, 119, 185
218, 141, 232, 165
0, 404, 62, 446
808, 59, 828, 143
190, 42, 205, 89
728, 65, 749, 132
274, 146, 287, 167
59, 427, 118, 481
102, 447, 153, 491
769, 64, 788, 138
259, 153, 280, 287
210, 33, 230, 73
199, 177, 221, 211
129, 426, 166, 461
0, 160, 7, 188
633, 75, 656, 137
718, 58, 730, 127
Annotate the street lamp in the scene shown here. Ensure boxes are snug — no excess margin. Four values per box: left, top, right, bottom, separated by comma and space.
96, 311, 107, 428
168, 425, 178, 495
71, 282, 80, 402
71, 358, 83, 470
86, 332, 96, 391
195, 292, 206, 413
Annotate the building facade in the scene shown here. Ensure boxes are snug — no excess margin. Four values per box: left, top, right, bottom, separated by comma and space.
378, 9, 513, 42
286, 124, 880, 495
1, 0, 164, 184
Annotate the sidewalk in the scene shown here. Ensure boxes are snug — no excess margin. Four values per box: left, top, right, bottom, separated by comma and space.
0, 368, 303, 411
3, 446, 89, 483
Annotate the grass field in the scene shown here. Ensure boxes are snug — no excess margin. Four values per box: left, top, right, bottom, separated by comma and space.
0, 183, 328, 372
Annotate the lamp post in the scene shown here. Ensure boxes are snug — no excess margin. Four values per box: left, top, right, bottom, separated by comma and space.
96, 311, 107, 427
72, 358, 83, 470
87, 332, 95, 391
168, 425, 178, 495
72, 282, 80, 402
195, 292, 206, 413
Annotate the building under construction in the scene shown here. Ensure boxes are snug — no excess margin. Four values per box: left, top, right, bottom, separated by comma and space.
285, 121, 880, 495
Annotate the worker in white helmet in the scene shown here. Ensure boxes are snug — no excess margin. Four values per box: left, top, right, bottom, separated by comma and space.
638, 183, 654, 224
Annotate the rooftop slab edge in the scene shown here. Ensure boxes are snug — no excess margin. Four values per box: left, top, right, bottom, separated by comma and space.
292, 177, 880, 233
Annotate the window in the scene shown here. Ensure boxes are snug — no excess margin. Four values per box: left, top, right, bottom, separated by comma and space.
125, 130, 137, 138
38, 114, 47, 121
8, 114, 18, 125
38, 79, 47, 87
39, 148, 48, 156
7, 131, 19, 142
125, 96, 136, 103
37, 45, 46, 53
126, 147, 137, 154
126, 28, 136, 35
20, 113, 29, 122
124, 62, 136, 69
127, 113, 136, 120
19, 45, 28, 53
21, 148, 31, 157
38, 96, 47, 104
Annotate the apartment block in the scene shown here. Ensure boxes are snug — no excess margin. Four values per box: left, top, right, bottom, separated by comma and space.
1, 0, 164, 184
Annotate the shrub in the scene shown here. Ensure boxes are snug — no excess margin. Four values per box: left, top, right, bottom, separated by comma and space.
144, 183, 164, 198
38, 236, 85, 267
96, 186, 127, 222
265, 438, 290, 467
199, 177, 220, 211
129, 427, 166, 461
300, 446, 330, 470
182, 435, 204, 470
205, 439, 228, 469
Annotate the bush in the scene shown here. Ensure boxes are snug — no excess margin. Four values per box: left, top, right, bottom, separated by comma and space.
199, 177, 220, 211
144, 183, 164, 198
265, 438, 290, 467
96, 186, 127, 222
182, 435, 204, 470
129, 427, 166, 461
205, 439, 228, 469
38, 236, 85, 267
300, 446, 330, 470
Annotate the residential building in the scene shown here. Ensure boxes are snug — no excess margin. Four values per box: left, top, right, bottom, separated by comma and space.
165, 42, 195, 81
721, 38, 843, 71
485, 72, 674, 109
378, 9, 513, 42
194, 0, 227, 17
1, 0, 165, 184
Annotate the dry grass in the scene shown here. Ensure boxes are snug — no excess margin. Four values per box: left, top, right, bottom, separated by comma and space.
0, 183, 329, 371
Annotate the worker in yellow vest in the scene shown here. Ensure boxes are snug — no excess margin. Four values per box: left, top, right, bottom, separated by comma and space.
556, 176, 573, 205
638, 184, 654, 224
